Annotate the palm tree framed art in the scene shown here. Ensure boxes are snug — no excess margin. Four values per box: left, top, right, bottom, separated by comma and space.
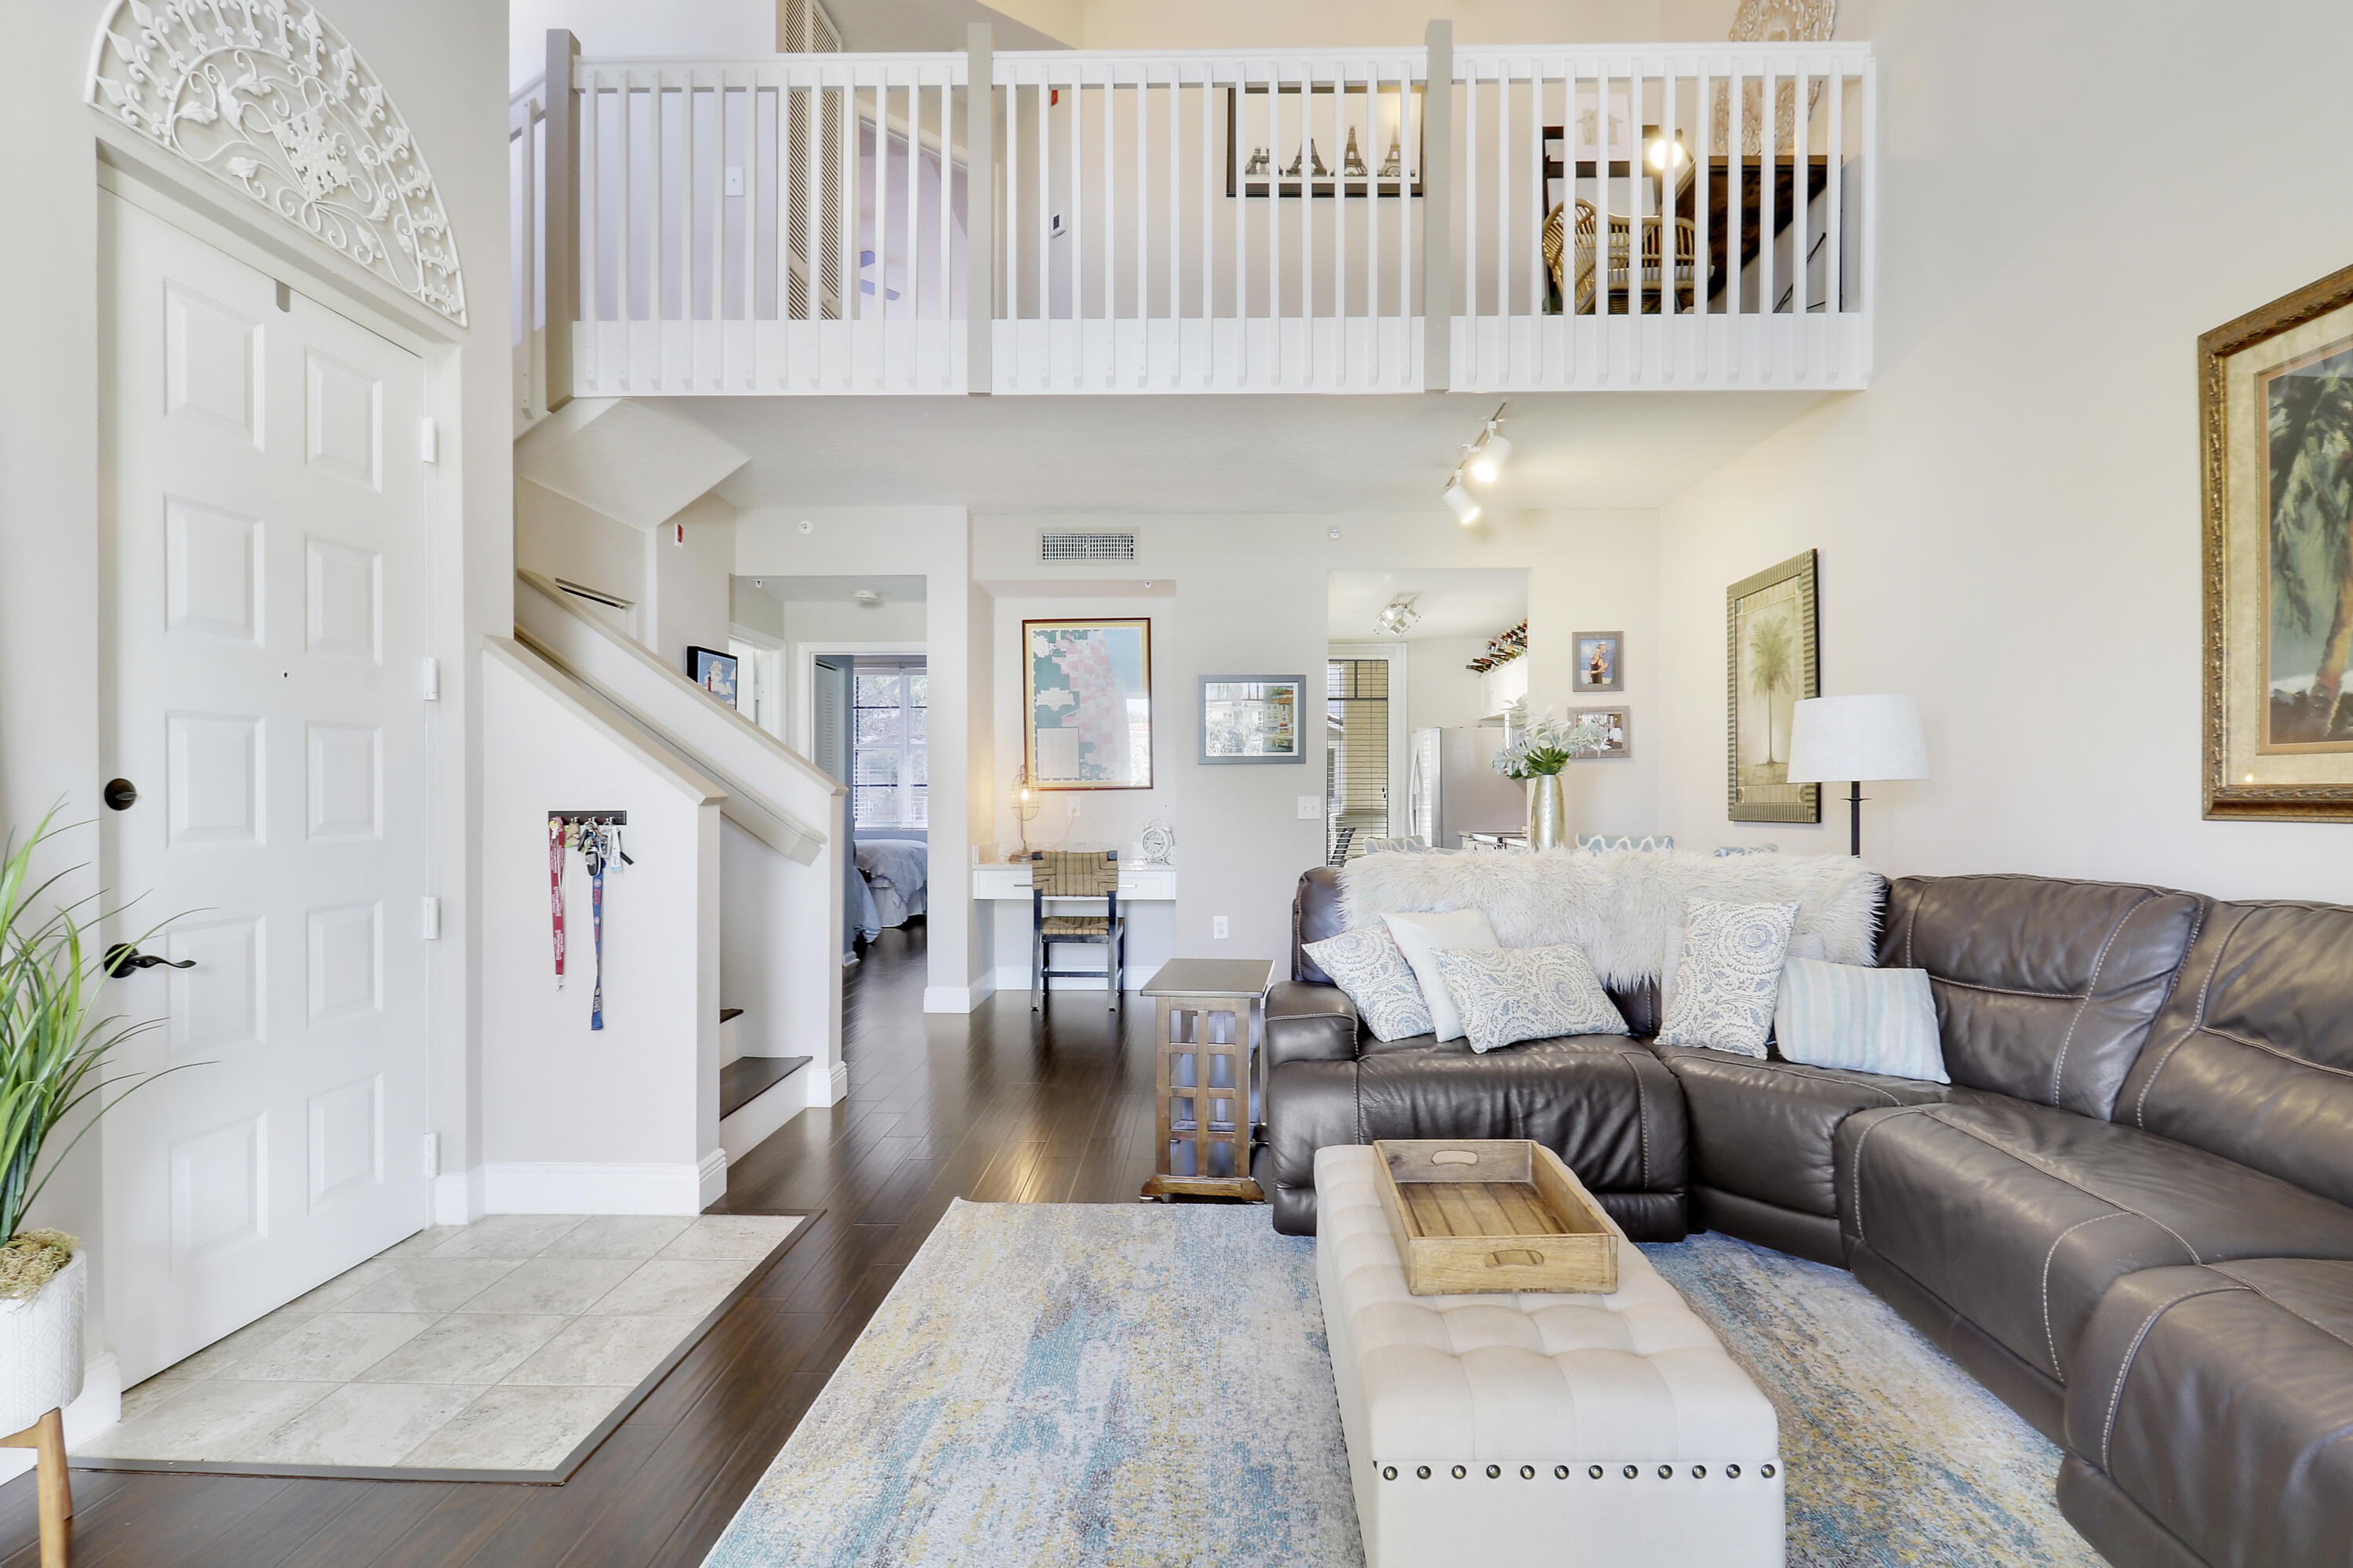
2202, 260, 2353, 820
1727, 550, 1821, 823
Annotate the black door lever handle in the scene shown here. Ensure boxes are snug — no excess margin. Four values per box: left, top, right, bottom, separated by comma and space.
104, 944, 197, 980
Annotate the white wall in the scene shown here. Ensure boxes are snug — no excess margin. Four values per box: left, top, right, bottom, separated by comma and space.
1402, 635, 1501, 729
518, 478, 649, 613
646, 494, 740, 675
509, 0, 777, 91
5, 0, 509, 1367
976, 510, 1660, 970
481, 646, 722, 1213
1653, 0, 2353, 902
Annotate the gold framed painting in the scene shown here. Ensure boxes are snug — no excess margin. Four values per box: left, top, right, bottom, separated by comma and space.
1726, 550, 1820, 823
2202, 261, 2353, 820
1024, 617, 1154, 790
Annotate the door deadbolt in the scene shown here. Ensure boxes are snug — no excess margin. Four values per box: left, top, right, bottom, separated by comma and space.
103, 779, 138, 811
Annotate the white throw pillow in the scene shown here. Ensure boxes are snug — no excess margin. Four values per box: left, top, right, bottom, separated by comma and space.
1432, 944, 1627, 1053
1380, 909, 1499, 1043
1774, 958, 1949, 1082
1657, 898, 1801, 1057
1301, 928, 1432, 1042
1661, 926, 1826, 1019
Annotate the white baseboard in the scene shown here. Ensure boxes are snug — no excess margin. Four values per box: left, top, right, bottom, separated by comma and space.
434, 1166, 486, 1227
482, 1161, 715, 1216
826, 1060, 849, 1104
922, 970, 1000, 1013
0, 1353, 122, 1482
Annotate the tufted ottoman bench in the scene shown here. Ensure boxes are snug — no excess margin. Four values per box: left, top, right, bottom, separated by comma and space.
1315, 1145, 1784, 1566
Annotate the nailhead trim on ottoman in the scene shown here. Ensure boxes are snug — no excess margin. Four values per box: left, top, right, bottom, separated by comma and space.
1315, 1144, 1785, 1566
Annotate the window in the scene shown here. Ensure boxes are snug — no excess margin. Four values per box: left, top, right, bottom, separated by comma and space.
853, 664, 927, 830
1326, 658, 1390, 861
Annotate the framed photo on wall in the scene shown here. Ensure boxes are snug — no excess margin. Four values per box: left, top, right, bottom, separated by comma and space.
1024, 618, 1154, 789
686, 645, 739, 706
1569, 705, 1633, 758
1726, 551, 1820, 823
1199, 676, 1305, 763
1573, 631, 1624, 693
1227, 84, 1424, 198
2200, 260, 2353, 819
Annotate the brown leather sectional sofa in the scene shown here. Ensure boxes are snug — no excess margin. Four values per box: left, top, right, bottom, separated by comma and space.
1264, 865, 2353, 1567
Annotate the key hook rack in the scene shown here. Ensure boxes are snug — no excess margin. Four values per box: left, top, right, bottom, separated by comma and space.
550, 810, 634, 864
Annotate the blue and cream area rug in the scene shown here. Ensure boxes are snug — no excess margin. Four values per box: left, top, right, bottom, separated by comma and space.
701, 1202, 2103, 1567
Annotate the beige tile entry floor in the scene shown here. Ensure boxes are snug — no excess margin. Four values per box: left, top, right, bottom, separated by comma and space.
79, 1213, 804, 1475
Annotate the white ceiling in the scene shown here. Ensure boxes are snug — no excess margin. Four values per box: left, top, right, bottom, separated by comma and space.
678, 390, 1829, 515
1328, 568, 1528, 643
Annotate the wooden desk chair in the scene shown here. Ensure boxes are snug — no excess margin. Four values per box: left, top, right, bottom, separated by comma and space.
1544, 198, 1700, 315
1030, 850, 1124, 1010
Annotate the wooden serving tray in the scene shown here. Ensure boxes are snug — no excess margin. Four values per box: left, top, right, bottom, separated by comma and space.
1371, 1139, 1621, 1296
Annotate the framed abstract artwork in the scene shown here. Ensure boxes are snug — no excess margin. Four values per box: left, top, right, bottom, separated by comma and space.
1024, 618, 1154, 789
1198, 676, 1305, 764
1726, 551, 1820, 823
2200, 260, 2353, 820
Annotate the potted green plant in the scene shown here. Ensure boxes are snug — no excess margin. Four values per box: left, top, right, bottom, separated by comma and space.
1491, 711, 1614, 849
0, 813, 172, 1439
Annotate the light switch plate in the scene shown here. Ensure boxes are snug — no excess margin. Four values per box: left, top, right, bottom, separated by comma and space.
1297, 797, 1323, 820
1213, 916, 1229, 940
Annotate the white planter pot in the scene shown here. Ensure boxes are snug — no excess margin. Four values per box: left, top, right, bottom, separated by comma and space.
0, 1253, 84, 1438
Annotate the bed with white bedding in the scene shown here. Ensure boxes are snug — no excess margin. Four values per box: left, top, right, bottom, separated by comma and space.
854, 839, 929, 940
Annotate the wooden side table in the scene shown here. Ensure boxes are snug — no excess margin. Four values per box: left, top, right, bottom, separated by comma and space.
1140, 959, 1275, 1201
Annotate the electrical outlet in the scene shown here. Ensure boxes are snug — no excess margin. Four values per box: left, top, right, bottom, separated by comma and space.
1213, 916, 1229, 940
724, 166, 745, 197
1297, 796, 1323, 820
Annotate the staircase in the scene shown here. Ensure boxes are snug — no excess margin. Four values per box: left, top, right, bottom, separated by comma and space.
513, 569, 849, 1141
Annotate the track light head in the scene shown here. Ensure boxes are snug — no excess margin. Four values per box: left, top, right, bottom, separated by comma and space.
1442, 480, 1482, 526
1468, 430, 1513, 486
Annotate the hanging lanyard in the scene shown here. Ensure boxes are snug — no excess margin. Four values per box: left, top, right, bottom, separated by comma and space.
549, 815, 568, 988
583, 819, 609, 1031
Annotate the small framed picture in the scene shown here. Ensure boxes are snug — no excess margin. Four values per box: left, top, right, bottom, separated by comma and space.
1574, 631, 1624, 693
1571, 705, 1633, 759
687, 645, 739, 705
1199, 676, 1306, 764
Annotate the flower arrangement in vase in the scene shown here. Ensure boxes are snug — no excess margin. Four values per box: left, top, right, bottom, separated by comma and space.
1491, 711, 1616, 849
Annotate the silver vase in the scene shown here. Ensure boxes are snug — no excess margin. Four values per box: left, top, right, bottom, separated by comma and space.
1526, 773, 1568, 850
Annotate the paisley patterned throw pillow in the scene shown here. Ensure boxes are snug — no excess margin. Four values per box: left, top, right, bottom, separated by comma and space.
1657, 898, 1801, 1058
1301, 928, 1433, 1042
1430, 944, 1628, 1053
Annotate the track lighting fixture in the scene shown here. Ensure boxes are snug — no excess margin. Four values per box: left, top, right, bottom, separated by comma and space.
1442, 402, 1511, 520
1377, 597, 1423, 637
1442, 479, 1482, 526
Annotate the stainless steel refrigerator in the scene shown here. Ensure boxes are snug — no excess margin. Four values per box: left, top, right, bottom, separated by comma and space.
1408, 727, 1529, 848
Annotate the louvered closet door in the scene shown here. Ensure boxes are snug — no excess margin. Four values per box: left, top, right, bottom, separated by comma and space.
99, 195, 434, 1383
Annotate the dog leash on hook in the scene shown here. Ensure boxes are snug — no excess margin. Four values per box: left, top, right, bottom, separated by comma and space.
548, 815, 569, 988
582, 817, 610, 1031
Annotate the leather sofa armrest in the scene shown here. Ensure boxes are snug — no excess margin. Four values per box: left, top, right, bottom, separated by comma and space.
1265, 981, 1360, 1068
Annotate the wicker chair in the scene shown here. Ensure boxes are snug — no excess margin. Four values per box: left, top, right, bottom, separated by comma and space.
1029, 849, 1124, 1010
1543, 198, 1700, 315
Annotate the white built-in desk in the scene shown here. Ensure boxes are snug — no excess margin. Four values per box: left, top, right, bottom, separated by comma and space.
972, 863, 1177, 901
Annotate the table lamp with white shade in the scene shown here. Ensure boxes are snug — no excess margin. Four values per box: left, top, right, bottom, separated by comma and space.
1784, 694, 1929, 857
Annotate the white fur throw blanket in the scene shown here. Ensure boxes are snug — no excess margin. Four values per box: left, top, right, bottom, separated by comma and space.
1339, 849, 1882, 988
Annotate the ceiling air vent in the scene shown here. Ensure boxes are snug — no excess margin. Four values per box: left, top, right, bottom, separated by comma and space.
1039, 529, 1136, 563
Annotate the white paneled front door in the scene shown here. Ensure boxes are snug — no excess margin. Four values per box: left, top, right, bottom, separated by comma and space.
99, 195, 434, 1384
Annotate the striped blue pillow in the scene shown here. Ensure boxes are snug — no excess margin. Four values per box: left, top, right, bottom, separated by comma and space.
1773, 958, 1948, 1082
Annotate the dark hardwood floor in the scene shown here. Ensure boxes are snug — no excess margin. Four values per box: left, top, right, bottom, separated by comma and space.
0, 925, 1171, 1566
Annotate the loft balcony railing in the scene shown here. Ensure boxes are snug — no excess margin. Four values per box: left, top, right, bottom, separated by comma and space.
511, 26, 1875, 413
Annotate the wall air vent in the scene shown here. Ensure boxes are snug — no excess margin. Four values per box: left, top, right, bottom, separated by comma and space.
1039, 529, 1137, 563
